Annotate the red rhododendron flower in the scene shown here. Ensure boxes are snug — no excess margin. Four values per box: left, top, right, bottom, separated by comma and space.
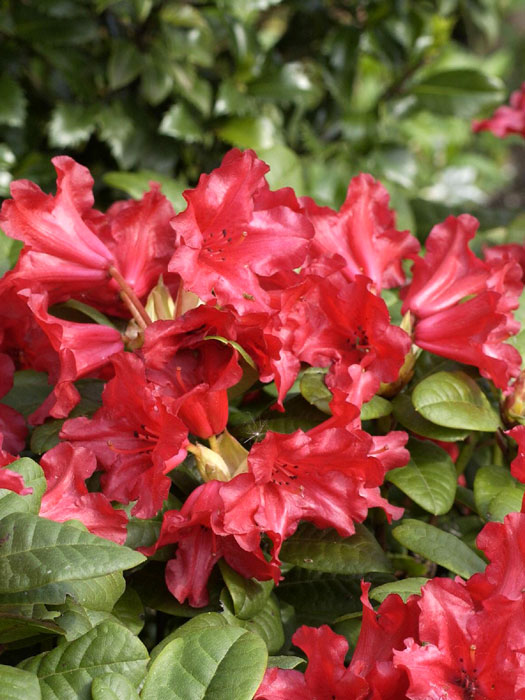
267, 274, 411, 406
467, 507, 525, 602
0, 353, 27, 453
347, 582, 420, 700
142, 309, 243, 438
60, 352, 188, 517
19, 290, 123, 421
473, 82, 525, 138
141, 479, 279, 607
255, 624, 368, 699
301, 173, 419, 290
413, 291, 521, 389
394, 577, 525, 699
168, 148, 314, 314
402, 214, 492, 318
0, 157, 114, 289
506, 425, 525, 482
39, 442, 128, 544
221, 417, 404, 566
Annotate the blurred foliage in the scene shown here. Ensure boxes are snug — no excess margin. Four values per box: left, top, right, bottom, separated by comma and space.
1, 0, 525, 236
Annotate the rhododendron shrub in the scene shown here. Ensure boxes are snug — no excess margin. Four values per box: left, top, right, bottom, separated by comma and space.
2, 145, 525, 697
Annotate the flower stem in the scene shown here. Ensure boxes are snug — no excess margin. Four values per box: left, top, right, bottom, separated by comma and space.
109, 265, 152, 327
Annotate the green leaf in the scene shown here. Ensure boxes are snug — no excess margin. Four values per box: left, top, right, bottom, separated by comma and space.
217, 116, 279, 151
474, 464, 525, 521
159, 103, 204, 143
52, 600, 112, 642
54, 300, 118, 329
141, 627, 267, 700
369, 577, 428, 603
0, 458, 46, 518
0, 513, 145, 605
221, 590, 284, 655
386, 439, 457, 515
0, 665, 41, 699
280, 523, 392, 575
392, 392, 471, 441
411, 371, 500, 431
275, 569, 364, 625
111, 587, 144, 635
48, 103, 97, 148
360, 395, 392, 420
267, 656, 305, 669
103, 170, 187, 212
0, 227, 23, 276
218, 561, 273, 620
410, 69, 504, 118
19, 621, 148, 699
30, 420, 64, 455
91, 673, 140, 700
1, 370, 51, 418
0, 76, 27, 127
107, 41, 143, 90
300, 367, 332, 414
392, 519, 486, 579
0, 610, 64, 644
150, 613, 230, 662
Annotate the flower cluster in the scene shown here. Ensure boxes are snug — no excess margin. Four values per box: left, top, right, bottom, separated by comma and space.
256, 507, 525, 699
1, 143, 525, 695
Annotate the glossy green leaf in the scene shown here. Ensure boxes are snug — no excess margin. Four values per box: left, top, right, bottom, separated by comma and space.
0, 665, 41, 699
360, 395, 393, 420
91, 672, 140, 700
30, 420, 64, 455
217, 116, 279, 151
412, 371, 500, 431
159, 103, 204, 143
1, 371, 51, 418
300, 367, 332, 414
48, 103, 97, 148
392, 392, 471, 441
221, 590, 284, 655
150, 613, 229, 662
474, 464, 525, 521
19, 621, 148, 699
0, 513, 145, 606
111, 587, 144, 635
386, 439, 457, 515
369, 577, 428, 603
0, 76, 26, 127
410, 69, 504, 118
392, 519, 486, 578
0, 458, 46, 518
141, 627, 267, 700
267, 656, 305, 669
103, 170, 187, 211
0, 610, 64, 644
218, 561, 273, 620
107, 41, 143, 90
280, 523, 392, 575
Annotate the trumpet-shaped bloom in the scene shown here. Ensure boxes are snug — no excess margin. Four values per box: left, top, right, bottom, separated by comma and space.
168, 148, 314, 314
473, 82, 525, 138
301, 173, 419, 290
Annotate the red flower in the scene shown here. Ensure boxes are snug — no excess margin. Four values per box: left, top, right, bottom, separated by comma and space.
506, 425, 525, 482
301, 173, 419, 291
0, 353, 27, 454
394, 578, 525, 700
0, 157, 113, 291
467, 508, 525, 602
60, 352, 188, 518
142, 309, 243, 438
268, 274, 411, 406
473, 82, 525, 138
221, 419, 404, 566
168, 149, 314, 314
39, 443, 128, 544
19, 290, 123, 421
141, 479, 279, 607
255, 625, 368, 699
